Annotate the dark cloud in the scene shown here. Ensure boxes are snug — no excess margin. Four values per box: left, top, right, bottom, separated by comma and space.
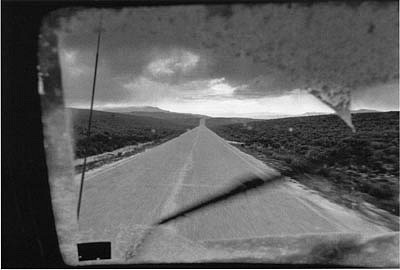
57, 3, 398, 125
202, 3, 398, 91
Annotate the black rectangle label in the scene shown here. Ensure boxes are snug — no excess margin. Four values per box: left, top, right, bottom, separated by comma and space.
77, 242, 111, 261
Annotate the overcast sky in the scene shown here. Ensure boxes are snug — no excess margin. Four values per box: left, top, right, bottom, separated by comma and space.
57, 3, 398, 117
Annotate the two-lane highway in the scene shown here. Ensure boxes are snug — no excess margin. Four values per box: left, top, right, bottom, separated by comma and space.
78, 121, 388, 261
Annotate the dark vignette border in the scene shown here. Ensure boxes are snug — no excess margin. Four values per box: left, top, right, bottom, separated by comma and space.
2, 0, 394, 268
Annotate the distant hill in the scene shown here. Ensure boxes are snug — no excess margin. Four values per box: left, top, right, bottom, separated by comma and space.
101, 106, 170, 113
220, 111, 331, 120
100, 105, 207, 118
100, 106, 208, 127
205, 117, 259, 128
129, 112, 206, 128
205, 112, 331, 128
100, 105, 208, 118
128, 111, 208, 119
299, 112, 331, 117
351, 109, 381, 114
217, 109, 383, 120
205, 109, 387, 128
223, 112, 293, 119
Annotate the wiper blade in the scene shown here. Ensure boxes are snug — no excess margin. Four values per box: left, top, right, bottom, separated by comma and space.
156, 174, 283, 226
126, 174, 284, 260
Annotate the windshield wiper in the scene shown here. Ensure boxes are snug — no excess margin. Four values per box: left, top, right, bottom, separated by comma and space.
157, 173, 283, 225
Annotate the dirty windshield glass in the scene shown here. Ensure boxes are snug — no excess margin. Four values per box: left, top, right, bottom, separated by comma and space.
39, 2, 399, 266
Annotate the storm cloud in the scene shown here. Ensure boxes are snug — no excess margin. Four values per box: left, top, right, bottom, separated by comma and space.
56, 2, 398, 127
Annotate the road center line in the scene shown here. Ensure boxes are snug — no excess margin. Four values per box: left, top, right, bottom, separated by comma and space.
160, 128, 200, 227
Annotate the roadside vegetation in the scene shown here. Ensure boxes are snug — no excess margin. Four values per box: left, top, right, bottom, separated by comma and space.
70, 108, 194, 158
209, 112, 399, 218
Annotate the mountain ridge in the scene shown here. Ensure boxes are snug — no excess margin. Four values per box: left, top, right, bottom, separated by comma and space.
98, 106, 170, 113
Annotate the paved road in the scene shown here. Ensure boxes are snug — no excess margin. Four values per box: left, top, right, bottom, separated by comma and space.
78, 121, 388, 261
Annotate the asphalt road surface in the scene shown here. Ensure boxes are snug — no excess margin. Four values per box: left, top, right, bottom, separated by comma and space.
77, 120, 388, 262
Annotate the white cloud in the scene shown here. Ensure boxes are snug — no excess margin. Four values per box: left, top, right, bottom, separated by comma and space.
146, 49, 200, 77
207, 78, 236, 96
122, 76, 176, 103
120, 75, 238, 103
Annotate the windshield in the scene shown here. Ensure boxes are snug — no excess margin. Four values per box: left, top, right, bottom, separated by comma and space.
39, 2, 399, 266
